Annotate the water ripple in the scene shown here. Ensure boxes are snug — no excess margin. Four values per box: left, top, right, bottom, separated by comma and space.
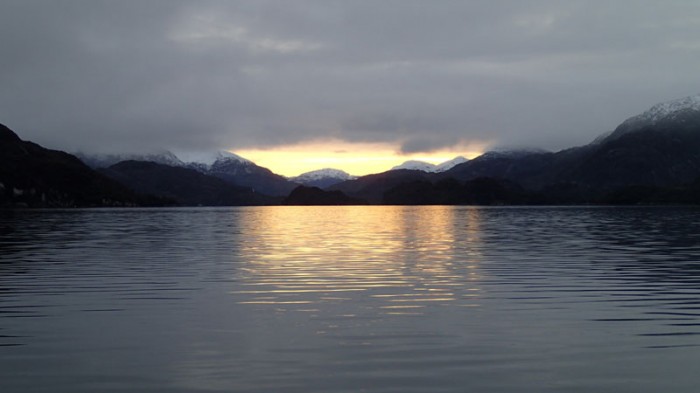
1, 206, 700, 392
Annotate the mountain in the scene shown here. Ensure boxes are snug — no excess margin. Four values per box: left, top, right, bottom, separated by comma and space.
101, 160, 275, 206
551, 94, 700, 192
79, 149, 299, 197
440, 149, 557, 190
383, 177, 534, 205
341, 94, 700, 204
329, 169, 431, 204
178, 150, 250, 172
391, 160, 438, 172
0, 124, 159, 207
203, 156, 299, 197
444, 94, 700, 193
8, 93, 700, 207
173, 150, 298, 196
289, 168, 356, 188
283, 185, 368, 205
177, 150, 250, 166
608, 95, 700, 140
76, 151, 184, 169
435, 156, 469, 171
390, 156, 468, 173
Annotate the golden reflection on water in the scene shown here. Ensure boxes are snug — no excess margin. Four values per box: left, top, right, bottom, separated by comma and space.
233, 206, 484, 315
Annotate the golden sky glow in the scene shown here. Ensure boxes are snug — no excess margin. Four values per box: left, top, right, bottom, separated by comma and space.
234, 139, 489, 177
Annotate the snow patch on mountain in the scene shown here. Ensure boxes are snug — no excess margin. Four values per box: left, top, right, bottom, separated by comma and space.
391, 160, 437, 172
435, 156, 468, 171
76, 151, 185, 168
290, 168, 355, 182
175, 150, 251, 167
600, 94, 700, 142
618, 94, 700, 131
630, 94, 700, 124
391, 156, 469, 173
77, 149, 255, 172
289, 168, 356, 188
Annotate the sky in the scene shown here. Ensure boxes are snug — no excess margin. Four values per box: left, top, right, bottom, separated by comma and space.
2, 1, 700, 176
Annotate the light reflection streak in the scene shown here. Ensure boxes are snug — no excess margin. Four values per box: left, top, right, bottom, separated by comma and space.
233, 206, 486, 315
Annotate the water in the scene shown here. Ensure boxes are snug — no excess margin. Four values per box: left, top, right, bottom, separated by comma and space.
2, 206, 700, 392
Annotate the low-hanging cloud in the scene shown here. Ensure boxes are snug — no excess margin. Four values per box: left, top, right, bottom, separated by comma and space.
400, 137, 460, 155
2, 0, 700, 155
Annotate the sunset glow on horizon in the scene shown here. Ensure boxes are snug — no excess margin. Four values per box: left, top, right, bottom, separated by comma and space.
234, 139, 490, 177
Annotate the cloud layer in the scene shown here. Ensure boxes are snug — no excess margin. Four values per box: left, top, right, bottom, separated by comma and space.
2, 0, 700, 154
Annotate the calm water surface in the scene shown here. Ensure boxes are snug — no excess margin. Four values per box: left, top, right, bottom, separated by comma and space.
2, 206, 700, 392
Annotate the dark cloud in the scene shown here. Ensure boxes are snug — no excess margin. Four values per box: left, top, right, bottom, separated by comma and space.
400, 137, 460, 155
2, 0, 700, 154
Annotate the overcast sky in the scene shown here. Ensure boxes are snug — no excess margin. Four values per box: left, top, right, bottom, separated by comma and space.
2, 0, 700, 156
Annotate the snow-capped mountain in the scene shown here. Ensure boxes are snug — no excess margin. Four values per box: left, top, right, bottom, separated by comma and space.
625, 94, 700, 125
176, 151, 297, 196
176, 150, 251, 168
77, 149, 297, 197
290, 168, 356, 189
175, 150, 253, 174
78, 149, 252, 171
609, 94, 700, 141
435, 156, 468, 171
392, 160, 438, 172
76, 150, 184, 169
391, 156, 469, 173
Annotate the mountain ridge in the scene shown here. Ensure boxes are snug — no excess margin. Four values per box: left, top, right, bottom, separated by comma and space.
335, 93, 700, 204
390, 156, 468, 173
6, 93, 700, 206
289, 168, 356, 189
0, 123, 160, 207
77, 149, 299, 197
101, 160, 276, 206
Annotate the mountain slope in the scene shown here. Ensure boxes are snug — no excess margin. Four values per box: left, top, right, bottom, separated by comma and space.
0, 124, 154, 207
391, 160, 438, 172
372, 94, 700, 204
383, 177, 533, 205
205, 157, 299, 197
435, 156, 469, 171
283, 185, 367, 205
391, 156, 468, 173
177, 150, 251, 167
441, 150, 556, 190
289, 168, 356, 188
609, 95, 700, 139
553, 94, 700, 191
443, 95, 700, 195
329, 169, 431, 204
79, 149, 300, 197
101, 161, 276, 206
76, 151, 185, 169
